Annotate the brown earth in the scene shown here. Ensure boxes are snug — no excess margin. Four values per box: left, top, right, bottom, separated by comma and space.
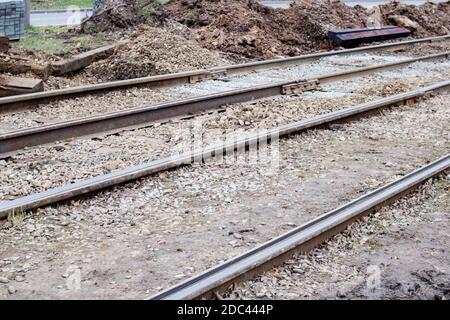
165, 0, 368, 59
86, 25, 227, 81
80, 0, 171, 33
84, 0, 450, 59
0, 47, 61, 65
81, 0, 145, 33
165, 0, 450, 60
380, 2, 450, 36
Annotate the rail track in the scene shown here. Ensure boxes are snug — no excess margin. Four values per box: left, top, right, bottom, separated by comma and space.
0, 78, 449, 220
148, 153, 449, 299
0, 50, 449, 156
0, 50, 448, 300
0, 35, 449, 114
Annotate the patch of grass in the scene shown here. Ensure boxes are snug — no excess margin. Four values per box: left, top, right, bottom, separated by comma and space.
14, 26, 113, 55
183, 12, 196, 26
367, 239, 383, 250
424, 178, 450, 208
7, 208, 28, 227
15, 26, 67, 54
139, 6, 159, 18
138, 0, 172, 19
31, 0, 93, 10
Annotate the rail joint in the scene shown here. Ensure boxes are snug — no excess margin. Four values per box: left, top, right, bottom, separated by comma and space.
282, 79, 320, 95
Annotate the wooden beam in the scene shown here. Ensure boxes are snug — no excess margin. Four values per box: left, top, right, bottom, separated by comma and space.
0, 76, 44, 97
328, 26, 411, 48
51, 41, 128, 75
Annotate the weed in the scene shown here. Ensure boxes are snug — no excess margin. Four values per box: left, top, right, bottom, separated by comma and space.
14, 25, 110, 55
31, 0, 93, 10
7, 208, 28, 227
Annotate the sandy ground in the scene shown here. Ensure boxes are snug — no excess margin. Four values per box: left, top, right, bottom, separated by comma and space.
229, 177, 450, 300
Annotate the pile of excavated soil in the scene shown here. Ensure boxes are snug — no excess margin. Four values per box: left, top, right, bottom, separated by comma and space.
79, 0, 450, 62
81, 0, 168, 33
165, 0, 368, 59
86, 26, 227, 81
379, 2, 450, 36
81, 0, 143, 33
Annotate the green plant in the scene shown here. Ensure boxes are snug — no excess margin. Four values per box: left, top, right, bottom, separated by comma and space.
7, 208, 28, 227
140, 5, 159, 18
184, 12, 196, 26
15, 26, 110, 55
138, 0, 171, 18
31, 0, 93, 10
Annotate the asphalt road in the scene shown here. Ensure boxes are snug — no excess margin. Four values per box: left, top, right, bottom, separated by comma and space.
30, 1, 448, 26
30, 8, 92, 27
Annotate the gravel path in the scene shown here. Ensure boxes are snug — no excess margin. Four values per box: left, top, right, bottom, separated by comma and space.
0, 88, 448, 299
228, 177, 450, 300
0, 58, 449, 201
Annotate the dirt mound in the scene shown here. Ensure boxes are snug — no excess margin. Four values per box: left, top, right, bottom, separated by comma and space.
78, 0, 450, 62
81, 0, 140, 33
165, 0, 368, 59
379, 2, 450, 36
80, 0, 450, 61
87, 26, 227, 81
81, 0, 168, 33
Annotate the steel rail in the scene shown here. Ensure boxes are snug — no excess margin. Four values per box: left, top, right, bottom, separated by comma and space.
0, 34, 449, 113
0, 51, 449, 156
212, 34, 450, 75
148, 153, 450, 300
0, 79, 449, 219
